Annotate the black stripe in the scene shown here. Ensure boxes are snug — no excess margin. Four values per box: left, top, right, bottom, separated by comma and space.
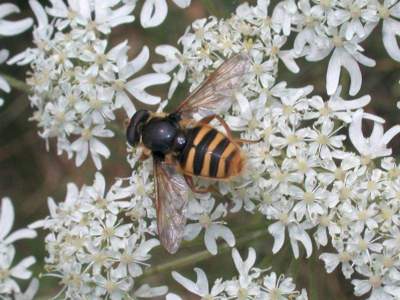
193, 129, 218, 175
209, 138, 230, 177
179, 127, 201, 164
225, 149, 237, 176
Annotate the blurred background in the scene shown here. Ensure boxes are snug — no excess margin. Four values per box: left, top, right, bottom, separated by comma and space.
0, 0, 399, 299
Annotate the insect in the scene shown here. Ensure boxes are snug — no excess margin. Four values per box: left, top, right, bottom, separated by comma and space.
126, 54, 257, 253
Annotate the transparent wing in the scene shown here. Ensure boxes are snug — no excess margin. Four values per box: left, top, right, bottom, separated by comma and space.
174, 54, 251, 119
154, 159, 189, 254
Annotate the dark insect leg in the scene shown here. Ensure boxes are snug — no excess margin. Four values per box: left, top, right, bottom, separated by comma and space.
184, 175, 214, 194
199, 114, 234, 139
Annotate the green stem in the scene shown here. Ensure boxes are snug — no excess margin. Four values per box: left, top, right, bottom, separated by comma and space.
142, 229, 265, 278
0, 73, 31, 93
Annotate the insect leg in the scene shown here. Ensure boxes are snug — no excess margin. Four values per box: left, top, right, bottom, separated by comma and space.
199, 114, 261, 145
199, 114, 234, 139
235, 137, 263, 145
184, 175, 214, 194
139, 146, 151, 161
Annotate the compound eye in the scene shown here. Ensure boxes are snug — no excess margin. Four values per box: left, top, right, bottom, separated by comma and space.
126, 110, 149, 146
126, 122, 140, 146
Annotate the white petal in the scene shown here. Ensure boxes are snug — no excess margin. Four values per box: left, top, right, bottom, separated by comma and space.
172, 271, 201, 296
184, 223, 202, 241
382, 125, 400, 144
194, 268, 209, 296
140, 0, 168, 28
326, 49, 341, 95
279, 50, 300, 73
166, 293, 183, 300
341, 52, 362, 96
4, 228, 37, 244
172, 0, 191, 8
128, 46, 150, 76
0, 75, 11, 93
0, 49, 10, 63
29, 0, 48, 29
268, 222, 285, 254
127, 73, 170, 90
10, 256, 36, 279
383, 19, 400, 62
93, 172, 106, 196
0, 197, 14, 240
0, 3, 20, 19
349, 110, 367, 154
0, 19, 33, 36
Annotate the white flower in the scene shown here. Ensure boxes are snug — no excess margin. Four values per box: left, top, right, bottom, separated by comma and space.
102, 45, 169, 115
152, 45, 188, 98
184, 197, 235, 255
172, 268, 225, 299
0, 2, 33, 107
114, 235, 159, 278
8, 0, 172, 170
290, 175, 328, 222
170, 248, 307, 299
352, 265, 392, 299
260, 272, 297, 299
306, 120, 346, 159
33, 172, 161, 299
304, 86, 371, 123
225, 248, 261, 298
0, 198, 37, 297
14, 279, 39, 300
0, 198, 37, 246
71, 124, 113, 170
268, 202, 313, 258
94, 272, 132, 300
320, 241, 355, 279
349, 109, 400, 159
48, 0, 135, 35
373, 0, 400, 62
139, 0, 191, 28
0, 247, 36, 295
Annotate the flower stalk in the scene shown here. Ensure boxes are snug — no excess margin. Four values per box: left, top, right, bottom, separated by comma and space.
141, 229, 265, 278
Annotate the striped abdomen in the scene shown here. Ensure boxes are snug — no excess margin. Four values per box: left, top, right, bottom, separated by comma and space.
179, 125, 244, 179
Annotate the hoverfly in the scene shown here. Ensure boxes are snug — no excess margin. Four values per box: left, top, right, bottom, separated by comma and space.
126, 54, 257, 253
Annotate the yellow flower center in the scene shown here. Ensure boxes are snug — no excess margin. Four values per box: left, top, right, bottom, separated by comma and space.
304, 192, 315, 204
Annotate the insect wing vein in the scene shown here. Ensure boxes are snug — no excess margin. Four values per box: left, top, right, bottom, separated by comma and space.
175, 54, 251, 119
154, 160, 189, 254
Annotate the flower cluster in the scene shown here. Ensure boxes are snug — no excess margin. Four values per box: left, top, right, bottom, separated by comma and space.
0, 197, 38, 300
167, 247, 308, 300
156, 0, 400, 99
10, 0, 170, 169
148, 1, 400, 299
3, 0, 400, 299
0, 2, 33, 106
30, 172, 166, 299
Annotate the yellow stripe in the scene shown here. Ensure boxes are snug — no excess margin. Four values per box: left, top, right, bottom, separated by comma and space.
185, 148, 196, 174
193, 126, 212, 145
200, 133, 225, 177
217, 143, 236, 178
